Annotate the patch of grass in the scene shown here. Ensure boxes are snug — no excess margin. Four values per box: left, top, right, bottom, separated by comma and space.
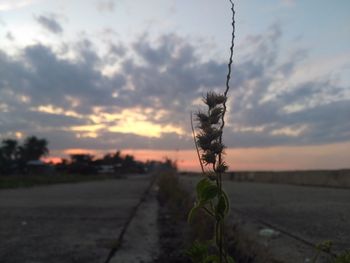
157, 172, 192, 219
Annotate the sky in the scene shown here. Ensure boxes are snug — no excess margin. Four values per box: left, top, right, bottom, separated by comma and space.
0, 0, 349, 171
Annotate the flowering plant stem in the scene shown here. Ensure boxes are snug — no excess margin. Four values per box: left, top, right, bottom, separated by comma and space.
187, 1, 235, 263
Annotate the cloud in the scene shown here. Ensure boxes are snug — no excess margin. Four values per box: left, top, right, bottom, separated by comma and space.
0, 17, 5, 26
96, 0, 115, 13
5, 31, 14, 41
0, 0, 39, 11
0, 24, 349, 153
281, 0, 296, 7
35, 14, 63, 34
224, 25, 350, 147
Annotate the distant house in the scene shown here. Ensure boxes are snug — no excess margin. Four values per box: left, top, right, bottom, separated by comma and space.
26, 160, 53, 175
97, 165, 114, 174
97, 163, 123, 174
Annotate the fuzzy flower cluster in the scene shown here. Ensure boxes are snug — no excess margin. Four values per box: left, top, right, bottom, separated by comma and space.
196, 92, 228, 176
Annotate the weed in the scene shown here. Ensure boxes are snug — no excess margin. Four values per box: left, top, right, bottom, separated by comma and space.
187, 1, 235, 263
312, 241, 350, 263
333, 251, 350, 263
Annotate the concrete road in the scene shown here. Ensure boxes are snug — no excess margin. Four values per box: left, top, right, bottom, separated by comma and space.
0, 175, 153, 263
223, 181, 350, 252
182, 177, 350, 261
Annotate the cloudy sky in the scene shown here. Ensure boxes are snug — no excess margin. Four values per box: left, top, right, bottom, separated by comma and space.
0, 0, 349, 170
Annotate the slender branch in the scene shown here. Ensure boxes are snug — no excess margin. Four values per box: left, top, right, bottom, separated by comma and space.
218, 2, 235, 262
219, 0, 235, 145
190, 111, 205, 174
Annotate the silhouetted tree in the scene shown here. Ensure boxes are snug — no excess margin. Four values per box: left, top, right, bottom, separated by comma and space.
18, 136, 49, 162
69, 154, 95, 174
163, 157, 178, 171
70, 154, 94, 164
100, 151, 123, 165
122, 154, 135, 170
1, 139, 18, 161
0, 139, 19, 174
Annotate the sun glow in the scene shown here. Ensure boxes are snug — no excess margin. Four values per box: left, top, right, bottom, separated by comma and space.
32, 104, 184, 138
108, 120, 182, 138
90, 107, 184, 138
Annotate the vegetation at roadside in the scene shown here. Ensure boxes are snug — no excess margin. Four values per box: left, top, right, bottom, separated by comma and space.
0, 173, 120, 189
157, 173, 271, 263
156, 172, 213, 263
312, 241, 350, 263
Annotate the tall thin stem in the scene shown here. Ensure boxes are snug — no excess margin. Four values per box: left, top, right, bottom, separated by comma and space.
218, 2, 235, 262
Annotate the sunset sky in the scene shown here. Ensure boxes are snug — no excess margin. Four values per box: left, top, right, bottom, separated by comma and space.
0, 0, 349, 171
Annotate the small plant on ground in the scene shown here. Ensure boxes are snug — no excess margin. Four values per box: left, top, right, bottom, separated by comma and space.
187, 1, 235, 263
333, 251, 350, 263
312, 241, 350, 263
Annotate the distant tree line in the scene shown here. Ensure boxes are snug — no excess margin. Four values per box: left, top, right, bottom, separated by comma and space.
58, 151, 144, 174
0, 136, 177, 175
57, 152, 177, 175
0, 136, 48, 174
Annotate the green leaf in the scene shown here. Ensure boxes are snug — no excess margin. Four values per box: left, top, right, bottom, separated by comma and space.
226, 255, 236, 263
196, 179, 219, 202
187, 205, 200, 223
196, 178, 211, 198
222, 190, 230, 215
186, 240, 209, 263
201, 184, 219, 202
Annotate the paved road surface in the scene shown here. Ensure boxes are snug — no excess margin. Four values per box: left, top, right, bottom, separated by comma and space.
0, 175, 153, 263
224, 181, 350, 252
183, 177, 350, 255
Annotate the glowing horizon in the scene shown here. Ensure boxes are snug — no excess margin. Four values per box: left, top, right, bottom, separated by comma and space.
45, 142, 350, 171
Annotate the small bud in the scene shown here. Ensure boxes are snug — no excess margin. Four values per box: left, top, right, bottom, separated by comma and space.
210, 142, 225, 154
197, 133, 211, 151
214, 94, 227, 104
216, 162, 228, 173
196, 112, 210, 124
204, 92, 219, 109
202, 151, 216, 164
209, 106, 223, 124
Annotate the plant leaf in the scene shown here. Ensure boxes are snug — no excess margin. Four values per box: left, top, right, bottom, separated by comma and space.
226, 255, 236, 263
186, 240, 209, 263
187, 205, 200, 223
196, 178, 211, 198
201, 184, 219, 202
222, 190, 230, 215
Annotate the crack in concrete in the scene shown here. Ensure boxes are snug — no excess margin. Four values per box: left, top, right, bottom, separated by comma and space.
103, 175, 157, 263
